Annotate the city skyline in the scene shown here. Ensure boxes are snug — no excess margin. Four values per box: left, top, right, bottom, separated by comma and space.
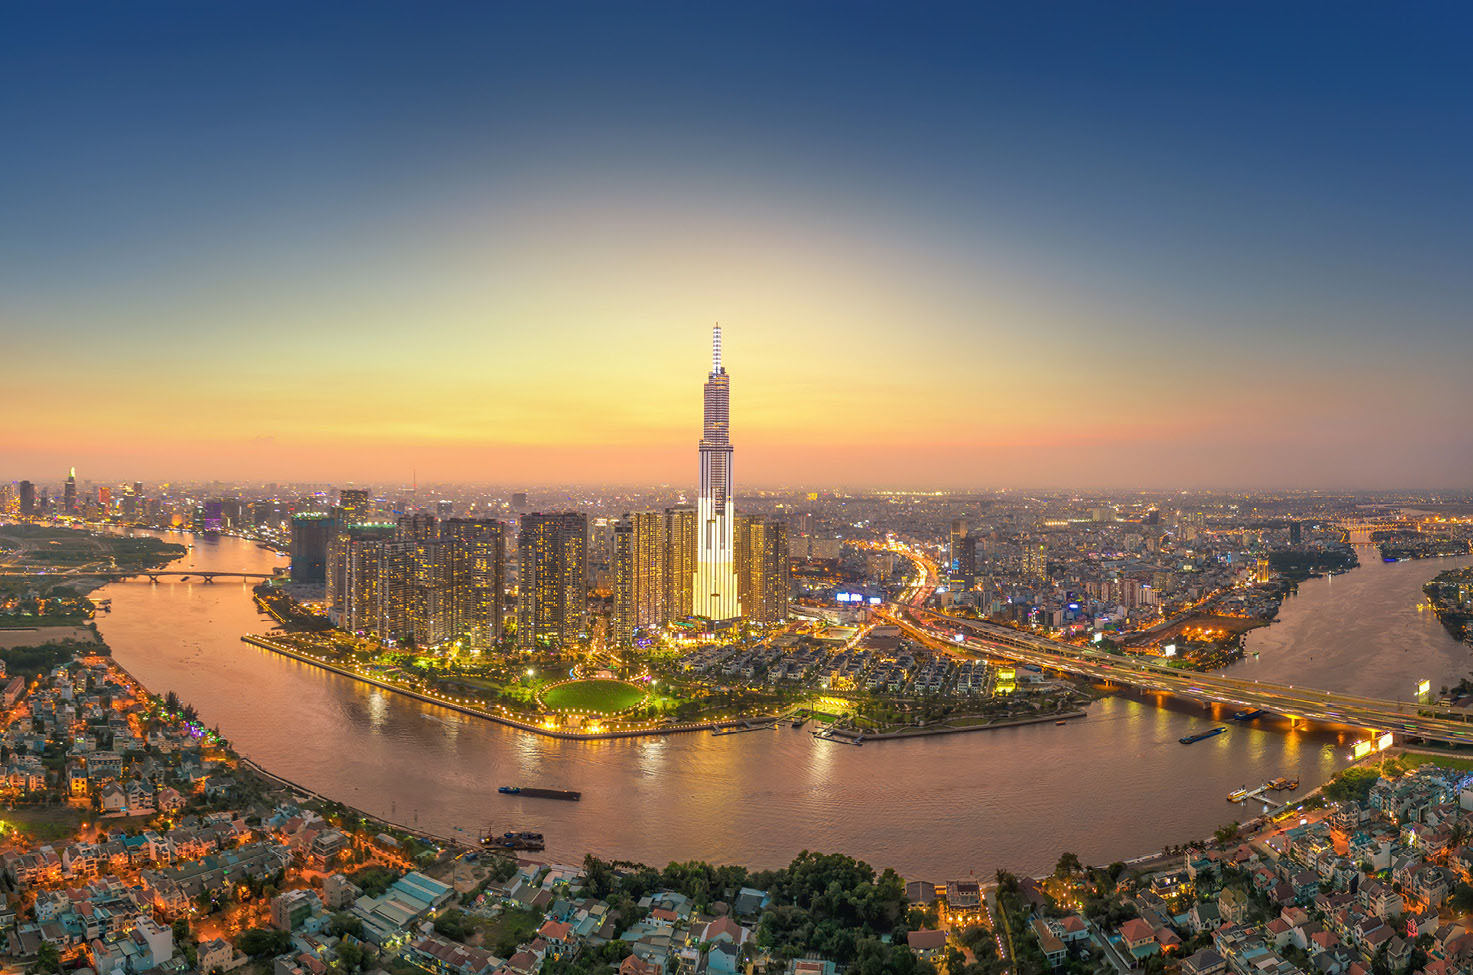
5, 4, 1473, 489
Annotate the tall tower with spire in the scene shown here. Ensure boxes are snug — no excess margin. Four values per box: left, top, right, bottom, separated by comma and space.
693, 325, 741, 621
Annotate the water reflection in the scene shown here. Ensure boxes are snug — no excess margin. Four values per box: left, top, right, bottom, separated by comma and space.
90, 531, 1465, 878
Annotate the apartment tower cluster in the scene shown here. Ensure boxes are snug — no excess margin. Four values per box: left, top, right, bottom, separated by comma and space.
291, 327, 789, 653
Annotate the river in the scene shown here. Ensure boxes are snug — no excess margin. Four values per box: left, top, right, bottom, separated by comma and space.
90, 534, 1471, 881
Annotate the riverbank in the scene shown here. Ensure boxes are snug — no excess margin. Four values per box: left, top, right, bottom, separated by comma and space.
241, 633, 769, 741
827, 709, 1088, 742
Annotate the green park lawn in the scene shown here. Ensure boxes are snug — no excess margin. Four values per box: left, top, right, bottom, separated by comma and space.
541, 678, 646, 714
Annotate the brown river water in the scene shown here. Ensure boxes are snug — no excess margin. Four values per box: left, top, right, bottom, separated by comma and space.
92, 532, 1473, 880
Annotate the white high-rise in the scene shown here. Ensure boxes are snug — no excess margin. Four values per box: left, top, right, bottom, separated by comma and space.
693, 325, 741, 621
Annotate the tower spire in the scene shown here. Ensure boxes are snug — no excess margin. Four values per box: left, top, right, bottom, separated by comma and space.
712, 323, 723, 373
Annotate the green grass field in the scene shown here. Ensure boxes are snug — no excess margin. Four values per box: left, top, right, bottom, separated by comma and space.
541, 678, 645, 714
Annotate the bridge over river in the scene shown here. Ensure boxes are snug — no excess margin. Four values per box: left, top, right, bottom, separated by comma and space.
0, 569, 274, 584
898, 608, 1473, 747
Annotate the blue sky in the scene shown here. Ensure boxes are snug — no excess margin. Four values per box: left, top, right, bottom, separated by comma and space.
4, 2, 1471, 487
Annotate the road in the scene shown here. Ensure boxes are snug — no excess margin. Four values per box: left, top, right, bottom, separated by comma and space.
894, 608, 1473, 747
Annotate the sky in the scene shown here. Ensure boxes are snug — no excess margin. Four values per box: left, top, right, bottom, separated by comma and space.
3, 2, 1472, 490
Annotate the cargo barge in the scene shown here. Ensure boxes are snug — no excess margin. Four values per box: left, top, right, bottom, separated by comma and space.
498, 786, 581, 801
1179, 726, 1227, 744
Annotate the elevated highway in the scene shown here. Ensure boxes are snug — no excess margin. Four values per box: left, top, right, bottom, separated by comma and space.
896, 608, 1473, 746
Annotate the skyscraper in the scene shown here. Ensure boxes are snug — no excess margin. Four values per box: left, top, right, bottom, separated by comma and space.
611, 518, 635, 647
64, 467, 77, 515
613, 511, 668, 645
664, 506, 696, 620
338, 488, 370, 523
443, 518, 507, 649
517, 512, 588, 651
735, 515, 791, 623
630, 511, 667, 627
18, 480, 35, 515
290, 513, 334, 584
693, 326, 741, 621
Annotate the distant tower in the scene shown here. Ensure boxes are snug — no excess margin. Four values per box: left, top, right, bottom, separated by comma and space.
693, 326, 741, 621
64, 467, 77, 515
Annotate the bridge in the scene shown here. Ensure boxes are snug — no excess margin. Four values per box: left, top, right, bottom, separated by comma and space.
891, 607, 1473, 747
0, 570, 274, 584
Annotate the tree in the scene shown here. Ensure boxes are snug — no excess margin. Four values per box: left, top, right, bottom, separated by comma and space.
1054, 852, 1082, 880
328, 913, 364, 939
336, 942, 365, 973
238, 927, 292, 958
33, 941, 60, 974
1449, 883, 1473, 914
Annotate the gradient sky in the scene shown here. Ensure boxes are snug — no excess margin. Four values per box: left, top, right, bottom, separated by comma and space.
4, 2, 1472, 489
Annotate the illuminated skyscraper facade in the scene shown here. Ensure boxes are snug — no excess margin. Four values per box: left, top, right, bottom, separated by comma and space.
693, 327, 741, 621
664, 506, 696, 619
735, 514, 791, 623
611, 518, 635, 647
64, 467, 77, 515
517, 512, 588, 651
443, 518, 507, 649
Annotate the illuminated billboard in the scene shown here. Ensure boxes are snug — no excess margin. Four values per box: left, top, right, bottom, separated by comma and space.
1377, 732, 1394, 750
1351, 740, 1373, 759
1417, 679, 1431, 697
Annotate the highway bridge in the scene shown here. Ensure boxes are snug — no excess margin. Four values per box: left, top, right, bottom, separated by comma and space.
894, 607, 1473, 747
0, 570, 274, 584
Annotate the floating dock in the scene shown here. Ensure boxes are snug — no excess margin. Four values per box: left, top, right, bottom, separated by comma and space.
1227, 782, 1286, 809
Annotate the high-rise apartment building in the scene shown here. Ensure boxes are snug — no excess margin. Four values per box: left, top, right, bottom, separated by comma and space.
664, 506, 696, 620
630, 511, 667, 627
326, 523, 397, 633
612, 511, 669, 645
338, 488, 370, 523
517, 512, 588, 651
1022, 539, 1048, 581
611, 518, 635, 647
18, 480, 35, 515
694, 326, 741, 621
443, 518, 507, 649
290, 513, 334, 584
735, 515, 790, 623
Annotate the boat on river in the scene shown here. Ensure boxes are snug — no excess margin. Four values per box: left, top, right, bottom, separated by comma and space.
1179, 727, 1226, 744
499, 786, 581, 801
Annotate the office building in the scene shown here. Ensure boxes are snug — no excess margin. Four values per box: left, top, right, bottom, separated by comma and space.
735, 515, 790, 623
64, 467, 77, 515
693, 326, 741, 621
18, 480, 35, 515
517, 513, 588, 651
